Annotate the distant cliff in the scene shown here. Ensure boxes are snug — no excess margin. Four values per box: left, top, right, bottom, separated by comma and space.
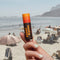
36, 4, 60, 17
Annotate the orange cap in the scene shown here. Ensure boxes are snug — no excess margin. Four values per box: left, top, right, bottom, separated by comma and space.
22, 13, 31, 23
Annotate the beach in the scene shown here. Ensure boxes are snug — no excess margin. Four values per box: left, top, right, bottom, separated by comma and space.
0, 29, 60, 60
0, 0, 60, 59
0, 17, 60, 60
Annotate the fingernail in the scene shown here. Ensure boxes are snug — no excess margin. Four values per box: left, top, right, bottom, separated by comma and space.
34, 44, 39, 48
39, 54, 43, 58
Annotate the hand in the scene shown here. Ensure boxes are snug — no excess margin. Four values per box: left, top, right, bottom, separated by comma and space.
20, 32, 54, 60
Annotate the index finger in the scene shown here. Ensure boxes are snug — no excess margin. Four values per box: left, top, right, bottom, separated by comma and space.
20, 32, 36, 43
20, 32, 27, 43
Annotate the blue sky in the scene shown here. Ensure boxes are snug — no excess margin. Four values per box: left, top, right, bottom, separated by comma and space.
0, 0, 60, 17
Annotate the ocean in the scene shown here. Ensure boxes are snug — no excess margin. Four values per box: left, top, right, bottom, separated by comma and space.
0, 17, 60, 36
0, 17, 60, 30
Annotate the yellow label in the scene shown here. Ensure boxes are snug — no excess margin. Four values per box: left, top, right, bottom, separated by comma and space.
25, 25, 30, 37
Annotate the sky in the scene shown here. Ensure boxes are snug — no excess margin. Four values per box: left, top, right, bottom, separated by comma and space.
0, 0, 60, 17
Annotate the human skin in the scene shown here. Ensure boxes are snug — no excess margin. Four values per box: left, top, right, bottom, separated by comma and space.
20, 32, 54, 60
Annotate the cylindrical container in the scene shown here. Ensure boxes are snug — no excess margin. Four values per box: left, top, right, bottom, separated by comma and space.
22, 13, 32, 41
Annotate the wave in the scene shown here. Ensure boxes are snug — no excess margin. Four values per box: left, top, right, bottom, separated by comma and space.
0, 24, 23, 29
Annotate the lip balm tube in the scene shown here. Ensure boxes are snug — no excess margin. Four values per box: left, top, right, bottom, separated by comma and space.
22, 13, 33, 41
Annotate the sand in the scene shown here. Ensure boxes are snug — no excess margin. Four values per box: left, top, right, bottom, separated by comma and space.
0, 30, 60, 60
0, 41, 26, 60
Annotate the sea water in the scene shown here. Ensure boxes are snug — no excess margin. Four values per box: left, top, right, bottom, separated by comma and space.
0, 17, 60, 36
